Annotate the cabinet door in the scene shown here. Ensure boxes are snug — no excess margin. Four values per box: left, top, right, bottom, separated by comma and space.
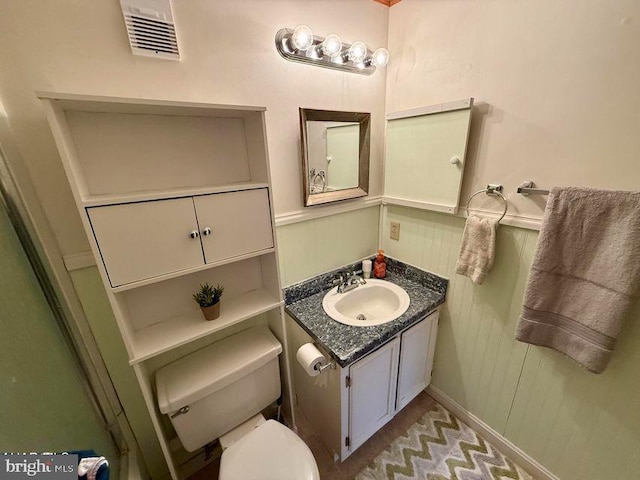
396, 310, 439, 411
194, 189, 273, 264
88, 198, 204, 287
348, 338, 400, 452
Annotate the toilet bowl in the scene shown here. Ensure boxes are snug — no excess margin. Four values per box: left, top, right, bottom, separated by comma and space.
219, 416, 319, 480
155, 326, 319, 479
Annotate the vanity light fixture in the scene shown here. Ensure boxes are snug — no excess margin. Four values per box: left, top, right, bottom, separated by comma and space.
275, 25, 389, 76
368, 48, 390, 67
345, 41, 368, 64
317, 34, 342, 58
290, 24, 314, 51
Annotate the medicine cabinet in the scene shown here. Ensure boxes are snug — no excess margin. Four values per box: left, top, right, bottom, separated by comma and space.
384, 98, 473, 214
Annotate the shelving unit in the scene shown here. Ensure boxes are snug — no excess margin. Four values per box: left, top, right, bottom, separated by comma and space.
129, 289, 282, 364
109, 248, 276, 293
81, 181, 269, 207
39, 92, 294, 480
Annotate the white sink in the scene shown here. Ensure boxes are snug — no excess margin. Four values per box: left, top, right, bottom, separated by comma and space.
322, 279, 410, 327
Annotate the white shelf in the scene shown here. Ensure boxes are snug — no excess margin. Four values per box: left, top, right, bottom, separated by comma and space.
82, 182, 269, 207
382, 195, 457, 214
129, 287, 283, 364
110, 248, 276, 293
37, 91, 266, 116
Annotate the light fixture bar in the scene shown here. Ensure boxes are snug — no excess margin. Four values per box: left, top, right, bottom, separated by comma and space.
275, 27, 384, 76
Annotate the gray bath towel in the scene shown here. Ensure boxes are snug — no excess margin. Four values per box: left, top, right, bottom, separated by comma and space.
455, 214, 498, 285
516, 187, 640, 373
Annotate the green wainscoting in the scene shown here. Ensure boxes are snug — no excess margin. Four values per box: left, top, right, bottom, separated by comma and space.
382, 205, 640, 480
0, 203, 118, 474
69, 267, 169, 480
277, 206, 380, 286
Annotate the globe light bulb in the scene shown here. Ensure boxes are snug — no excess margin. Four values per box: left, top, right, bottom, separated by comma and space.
347, 41, 367, 63
370, 47, 389, 67
291, 25, 313, 51
321, 34, 342, 58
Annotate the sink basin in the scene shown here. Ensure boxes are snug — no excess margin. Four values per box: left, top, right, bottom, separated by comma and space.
322, 279, 410, 327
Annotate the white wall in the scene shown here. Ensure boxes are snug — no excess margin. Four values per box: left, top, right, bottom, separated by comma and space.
387, 0, 640, 222
0, 0, 388, 257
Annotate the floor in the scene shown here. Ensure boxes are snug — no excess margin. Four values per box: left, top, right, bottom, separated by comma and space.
187, 391, 437, 480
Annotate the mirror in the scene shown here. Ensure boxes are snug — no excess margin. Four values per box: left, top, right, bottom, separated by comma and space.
300, 108, 370, 206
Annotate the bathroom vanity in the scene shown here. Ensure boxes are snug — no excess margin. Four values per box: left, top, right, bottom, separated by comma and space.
285, 259, 447, 460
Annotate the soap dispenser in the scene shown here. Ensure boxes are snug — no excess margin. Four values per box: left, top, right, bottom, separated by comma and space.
373, 249, 386, 279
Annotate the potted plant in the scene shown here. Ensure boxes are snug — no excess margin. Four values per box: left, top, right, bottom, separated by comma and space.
193, 283, 224, 321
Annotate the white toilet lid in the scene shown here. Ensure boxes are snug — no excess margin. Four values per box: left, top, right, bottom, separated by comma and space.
219, 420, 320, 480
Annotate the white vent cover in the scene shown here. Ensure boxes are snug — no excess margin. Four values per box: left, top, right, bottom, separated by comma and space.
120, 0, 180, 60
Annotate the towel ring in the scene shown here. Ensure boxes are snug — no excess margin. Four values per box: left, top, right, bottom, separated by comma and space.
466, 185, 508, 223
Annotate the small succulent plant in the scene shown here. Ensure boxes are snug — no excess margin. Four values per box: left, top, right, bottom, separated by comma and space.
192, 283, 224, 307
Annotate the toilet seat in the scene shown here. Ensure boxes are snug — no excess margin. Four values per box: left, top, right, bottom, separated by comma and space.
218, 420, 320, 480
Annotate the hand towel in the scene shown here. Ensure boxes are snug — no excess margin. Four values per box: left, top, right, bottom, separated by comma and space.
455, 214, 498, 284
516, 187, 640, 373
69, 450, 109, 480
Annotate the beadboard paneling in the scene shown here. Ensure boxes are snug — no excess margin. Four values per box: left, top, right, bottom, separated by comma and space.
277, 206, 379, 286
69, 267, 168, 479
382, 205, 640, 480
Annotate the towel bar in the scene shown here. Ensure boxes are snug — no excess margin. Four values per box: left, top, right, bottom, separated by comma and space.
466, 184, 508, 223
517, 180, 550, 196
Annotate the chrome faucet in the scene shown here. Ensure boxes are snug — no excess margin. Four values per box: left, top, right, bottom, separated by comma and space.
334, 270, 367, 294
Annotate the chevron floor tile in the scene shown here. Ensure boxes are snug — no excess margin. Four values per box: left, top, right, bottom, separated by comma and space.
187, 393, 533, 480
356, 403, 532, 480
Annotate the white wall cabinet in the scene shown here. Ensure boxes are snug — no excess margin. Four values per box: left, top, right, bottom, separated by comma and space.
88, 198, 204, 287
40, 92, 293, 480
89, 188, 273, 288
289, 309, 439, 462
194, 189, 273, 265
384, 99, 473, 214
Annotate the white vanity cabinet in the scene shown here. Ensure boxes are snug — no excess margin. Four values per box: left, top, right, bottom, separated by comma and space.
348, 337, 400, 452
396, 313, 438, 410
288, 308, 439, 461
89, 188, 273, 287
40, 93, 291, 480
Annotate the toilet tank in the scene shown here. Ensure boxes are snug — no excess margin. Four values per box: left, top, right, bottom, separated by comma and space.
156, 326, 282, 452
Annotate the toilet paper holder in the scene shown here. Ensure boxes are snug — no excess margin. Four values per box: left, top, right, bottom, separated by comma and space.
314, 360, 336, 374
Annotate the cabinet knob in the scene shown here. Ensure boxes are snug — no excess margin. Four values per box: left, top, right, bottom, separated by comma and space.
189, 230, 200, 239
202, 227, 212, 236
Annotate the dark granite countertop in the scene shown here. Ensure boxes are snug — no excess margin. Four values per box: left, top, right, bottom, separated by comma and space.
284, 257, 448, 368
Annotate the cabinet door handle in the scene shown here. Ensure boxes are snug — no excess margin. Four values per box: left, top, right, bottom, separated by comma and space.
189, 230, 200, 239
202, 227, 212, 236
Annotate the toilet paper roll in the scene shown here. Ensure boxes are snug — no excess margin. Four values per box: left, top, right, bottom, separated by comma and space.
296, 343, 325, 377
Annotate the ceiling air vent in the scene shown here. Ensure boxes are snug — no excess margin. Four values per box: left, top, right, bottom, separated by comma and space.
120, 0, 180, 60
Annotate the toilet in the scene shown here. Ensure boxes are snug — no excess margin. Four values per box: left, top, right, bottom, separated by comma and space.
155, 326, 319, 480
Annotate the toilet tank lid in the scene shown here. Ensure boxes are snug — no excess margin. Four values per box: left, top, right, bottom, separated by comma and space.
156, 326, 282, 414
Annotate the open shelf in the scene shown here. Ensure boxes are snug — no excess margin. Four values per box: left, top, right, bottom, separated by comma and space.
110, 248, 275, 293
82, 181, 269, 207
129, 287, 282, 364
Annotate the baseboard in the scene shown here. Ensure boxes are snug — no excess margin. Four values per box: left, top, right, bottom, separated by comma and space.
426, 385, 560, 480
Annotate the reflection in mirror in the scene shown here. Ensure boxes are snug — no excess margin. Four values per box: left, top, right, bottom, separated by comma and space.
306, 121, 359, 193
300, 109, 370, 207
